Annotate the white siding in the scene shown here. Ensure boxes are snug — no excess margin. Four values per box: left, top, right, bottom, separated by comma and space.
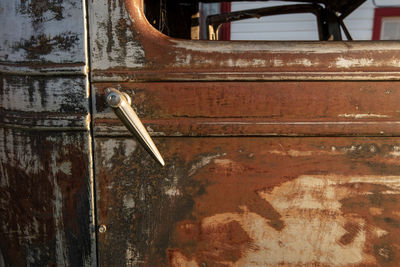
231, 0, 399, 41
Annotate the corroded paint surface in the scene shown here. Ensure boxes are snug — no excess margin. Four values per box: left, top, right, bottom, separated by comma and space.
1, 75, 89, 129
0, 128, 94, 266
0, 0, 86, 64
89, 0, 145, 69
93, 81, 400, 136
89, 0, 400, 81
96, 137, 400, 266
90, 1, 400, 267
0, 0, 92, 265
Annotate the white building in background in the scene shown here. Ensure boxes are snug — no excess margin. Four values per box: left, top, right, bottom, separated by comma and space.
203, 0, 400, 41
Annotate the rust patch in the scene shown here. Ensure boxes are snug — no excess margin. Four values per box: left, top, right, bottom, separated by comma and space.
19, 0, 64, 24
13, 32, 79, 59
169, 220, 254, 266
106, 0, 114, 54
340, 182, 400, 266
116, 18, 128, 56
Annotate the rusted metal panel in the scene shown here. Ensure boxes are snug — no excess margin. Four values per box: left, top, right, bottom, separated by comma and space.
94, 81, 400, 136
0, 0, 86, 69
0, 127, 95, 266
91, 1, 400, 266
96, 137, 400, 266
89, 0, 400, 82
1, 74, 89, 130
0, 0, 94, 265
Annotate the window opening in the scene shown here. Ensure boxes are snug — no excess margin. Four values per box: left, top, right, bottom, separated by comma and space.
143, 0, 400, 41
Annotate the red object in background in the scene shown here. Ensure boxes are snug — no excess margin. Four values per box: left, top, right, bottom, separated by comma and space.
372, 7, 400, 40
220, 2, 231, 40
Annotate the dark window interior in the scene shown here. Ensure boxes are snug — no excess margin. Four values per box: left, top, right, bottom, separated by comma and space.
143, 0, 367, 41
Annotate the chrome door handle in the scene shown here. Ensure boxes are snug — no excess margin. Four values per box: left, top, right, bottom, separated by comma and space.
105, 88, 165, 166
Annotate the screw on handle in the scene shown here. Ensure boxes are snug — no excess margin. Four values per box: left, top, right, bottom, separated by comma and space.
105, 88, 165, 166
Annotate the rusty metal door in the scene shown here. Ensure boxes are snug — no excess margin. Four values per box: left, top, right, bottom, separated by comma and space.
90, 0, 400, 266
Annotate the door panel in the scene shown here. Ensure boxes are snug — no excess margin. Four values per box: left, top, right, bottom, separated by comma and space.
89, 0, 400, 266
96, 137, 400, 266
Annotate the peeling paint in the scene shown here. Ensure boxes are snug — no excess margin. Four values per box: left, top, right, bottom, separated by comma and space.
172, 39, 400, 54
164, 174, 182, 197
335, 57, 374, 69
188, 153, 225, 177
13, 32, 80, 60
171, 175, 400, 266
52, 176, 68, 266
98, 139, 138, 169
0, 0, 85, 63
126, 241, 143, 266
57, 161, 72, 175
1, 75, 89, 129
339, 113, 389, 119
89, 0, 145, 70
123, 195, 135, 209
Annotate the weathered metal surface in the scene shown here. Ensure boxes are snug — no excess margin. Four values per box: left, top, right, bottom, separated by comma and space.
0, 0, 86, 68
96, 137, 400, 266
90, 1, 400, 266
0, 0, 94, 265
94, 81, 400, 136
89, 0, 400, 82
0, 127, 95, 266
1, 74, 89, 130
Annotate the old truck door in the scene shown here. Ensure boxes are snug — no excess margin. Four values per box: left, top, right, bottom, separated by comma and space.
90, 0, 400, 266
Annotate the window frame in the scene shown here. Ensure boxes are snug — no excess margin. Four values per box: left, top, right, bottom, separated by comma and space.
372, 7, 400, 40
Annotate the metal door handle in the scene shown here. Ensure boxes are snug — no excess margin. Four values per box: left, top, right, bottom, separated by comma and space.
105, 88, 165, 166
